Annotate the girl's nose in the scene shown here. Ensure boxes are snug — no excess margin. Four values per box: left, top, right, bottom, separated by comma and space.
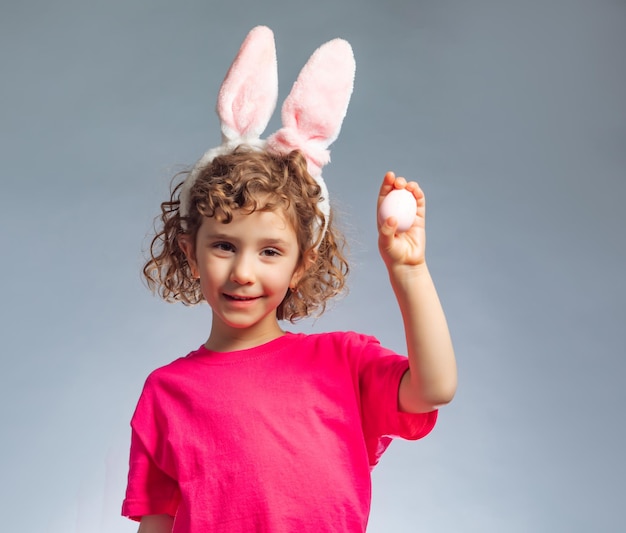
230, 254, 255, 285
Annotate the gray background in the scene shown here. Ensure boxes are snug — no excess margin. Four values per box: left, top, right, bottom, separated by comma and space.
1, 0, 624, 531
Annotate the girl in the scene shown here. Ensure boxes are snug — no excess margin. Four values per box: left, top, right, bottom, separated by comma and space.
122, 27, 457, 533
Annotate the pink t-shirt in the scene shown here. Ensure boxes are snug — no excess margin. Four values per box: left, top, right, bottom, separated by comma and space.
122, 331, 437, 532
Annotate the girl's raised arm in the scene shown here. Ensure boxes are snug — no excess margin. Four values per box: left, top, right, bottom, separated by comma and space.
377, 172, 458, 413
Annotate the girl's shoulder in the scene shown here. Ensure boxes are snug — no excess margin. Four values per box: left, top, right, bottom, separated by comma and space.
294, 331, 396, 367
140, 346, 205, 386
300, 330, 383, 350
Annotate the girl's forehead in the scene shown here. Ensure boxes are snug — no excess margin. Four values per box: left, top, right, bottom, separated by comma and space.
199, 208, 297, 237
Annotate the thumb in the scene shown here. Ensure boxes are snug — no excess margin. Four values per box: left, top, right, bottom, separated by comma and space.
378, 216, 398, 251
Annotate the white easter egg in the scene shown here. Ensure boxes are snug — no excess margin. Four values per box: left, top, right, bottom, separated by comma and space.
378, 188, 417, 232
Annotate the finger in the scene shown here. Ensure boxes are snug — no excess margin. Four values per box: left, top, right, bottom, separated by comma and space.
393, 176, 408, 189
377, 171, 396, 206
404, 180, 422, 195
405, 181, 425, 207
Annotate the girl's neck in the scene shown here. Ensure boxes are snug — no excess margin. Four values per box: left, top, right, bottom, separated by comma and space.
204, 321, 286, 353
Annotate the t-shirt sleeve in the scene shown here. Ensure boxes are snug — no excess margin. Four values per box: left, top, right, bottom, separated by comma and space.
355, 334, 438, 468
121, 375, 181, 521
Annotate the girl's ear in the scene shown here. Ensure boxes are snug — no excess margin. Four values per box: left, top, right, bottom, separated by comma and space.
177, 234, 200, 279
290, 249, 318, 290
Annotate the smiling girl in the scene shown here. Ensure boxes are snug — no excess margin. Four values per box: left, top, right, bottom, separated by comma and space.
122, 26, 456, 533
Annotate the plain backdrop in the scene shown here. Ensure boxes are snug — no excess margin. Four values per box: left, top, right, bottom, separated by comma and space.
1, 1, 625, 532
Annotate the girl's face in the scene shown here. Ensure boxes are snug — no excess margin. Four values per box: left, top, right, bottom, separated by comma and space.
183, 207, 304, 350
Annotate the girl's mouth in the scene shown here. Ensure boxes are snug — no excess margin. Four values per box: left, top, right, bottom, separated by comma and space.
224, 294, 259, 301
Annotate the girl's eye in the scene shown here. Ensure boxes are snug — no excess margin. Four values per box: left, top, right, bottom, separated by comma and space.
213, 242, 235, 252
261, 248, 281, 257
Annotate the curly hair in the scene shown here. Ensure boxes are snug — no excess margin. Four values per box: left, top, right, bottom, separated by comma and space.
143, 147, 349, 322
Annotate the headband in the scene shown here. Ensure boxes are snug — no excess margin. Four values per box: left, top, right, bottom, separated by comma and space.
178, 26, 355, 238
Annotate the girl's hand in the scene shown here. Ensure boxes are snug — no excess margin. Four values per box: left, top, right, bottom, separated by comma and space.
377, 171, 426, 270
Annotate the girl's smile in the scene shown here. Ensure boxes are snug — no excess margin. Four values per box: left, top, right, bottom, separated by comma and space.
224, 294, 261, 301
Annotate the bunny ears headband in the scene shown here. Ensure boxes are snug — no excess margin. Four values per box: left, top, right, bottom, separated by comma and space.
178, 26, 356, 236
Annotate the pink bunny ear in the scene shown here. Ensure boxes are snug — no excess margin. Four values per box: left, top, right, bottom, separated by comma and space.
266, 38, 356, 178
218, 25, 278, 144
180, 26, 278, 218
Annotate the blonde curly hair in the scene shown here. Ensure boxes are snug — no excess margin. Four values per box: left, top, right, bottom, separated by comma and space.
143, 147, 349, 322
